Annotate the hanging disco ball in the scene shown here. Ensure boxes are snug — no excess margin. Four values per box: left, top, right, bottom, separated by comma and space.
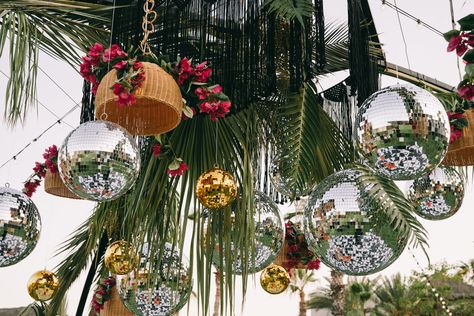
104, 240, 138, 275
355, 84, 450, 180
58, 120, 141, 201
204, 191, 284, 274
304, 169, 407, 275
196, 167, 237, 209
407, 166, 464, 220
0, 187, 41, 267
117, 242, 192, 316
260, 264, 290, 295
27, 270, 59, 301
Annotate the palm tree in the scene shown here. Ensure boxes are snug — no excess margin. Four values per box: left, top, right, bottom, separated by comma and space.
330, 270, 346, 316
373, 274, 419, 316
289, 269, 318, 316
0, 2, 429, 316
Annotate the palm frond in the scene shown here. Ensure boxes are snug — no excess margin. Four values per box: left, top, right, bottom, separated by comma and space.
274, 80, 353, 199
263, 0, 313, 27
0, 0, 120, 124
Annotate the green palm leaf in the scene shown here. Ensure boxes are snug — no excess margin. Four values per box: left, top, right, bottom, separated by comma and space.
0, 0, 120, 124
263, 0, 313, 27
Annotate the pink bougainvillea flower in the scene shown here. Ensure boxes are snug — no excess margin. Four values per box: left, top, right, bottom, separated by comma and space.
102, 44, 127, 62
199, 99, 231, 121
152, 144, 161, 157
195, 87, 210, 100
458, 84, 474, 100
194, 61, 212, 83
448, 34, 463, 52
307, 258, 321, 270
113, 60, 129, 70
88, 43, 104, 66
133, 61, 143, 70
117, 91, 136, 106
167, 161, 188, 177
287, 244, 298, 253
211, 84, 223, 94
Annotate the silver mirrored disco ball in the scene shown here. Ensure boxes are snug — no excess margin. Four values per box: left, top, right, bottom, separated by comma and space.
407, 166, 464, 220
304, 169, 407, 275
205, 191, 284, 274
58, 120, 141, 201
0, 187, 41, 267
356, 84, 450, 180
117, 242, 192, 316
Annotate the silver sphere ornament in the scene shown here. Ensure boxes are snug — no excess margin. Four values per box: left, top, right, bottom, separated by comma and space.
117, 242, 192, 316
356, 84, 450, 180
304, 169, 407, 275
407, 166, 464, 220
205, 191, 284, 274
58, 120, 141, 201
0, 187, 41, 267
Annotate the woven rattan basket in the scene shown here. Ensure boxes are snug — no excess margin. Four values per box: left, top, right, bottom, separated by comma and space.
100, 286, 133, 316
95, 62, 183, 136
273, 241, 307, 269
443, 110, 474, 166
44, 170, 80, 200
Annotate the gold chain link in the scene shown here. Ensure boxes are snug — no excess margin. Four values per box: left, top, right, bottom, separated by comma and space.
140, 0, 158, 55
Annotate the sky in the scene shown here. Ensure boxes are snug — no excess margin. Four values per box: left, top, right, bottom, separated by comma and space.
0, 1, 473, 315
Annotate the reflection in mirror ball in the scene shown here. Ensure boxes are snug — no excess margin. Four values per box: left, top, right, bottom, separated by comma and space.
0, 187, 41, 267
356, 85, 450, 180
408, 166, 464, 220
27, 270, 59, 301
117, 243, 192, 316
58, 120, 141, 201
205, 191, 284, 274
304, 169, 407, 275
104, 240, 138, 275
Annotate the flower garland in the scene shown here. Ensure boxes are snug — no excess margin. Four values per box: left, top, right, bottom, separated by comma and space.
152, 135, 188, 177
282, 221, 321, 273
23, 145, 58, 197
79, 43, 232, 121
91, 276, 116, 316
444, 14, 474, 141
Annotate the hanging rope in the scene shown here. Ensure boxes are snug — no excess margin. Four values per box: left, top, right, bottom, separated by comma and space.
140, 0, 158, 56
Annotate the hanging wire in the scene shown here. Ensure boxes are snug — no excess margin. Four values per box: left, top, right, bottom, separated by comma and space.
393, 0, 411, 70
215, 119, 219, 166
381, 0, 444, 37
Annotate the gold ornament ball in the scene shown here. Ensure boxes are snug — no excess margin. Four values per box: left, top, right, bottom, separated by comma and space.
104, 240, 138, 275
196, 167, 238, 209
27, 270, 59, 301
260, 264, 290, 295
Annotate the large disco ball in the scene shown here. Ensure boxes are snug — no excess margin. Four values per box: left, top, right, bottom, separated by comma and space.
407, 166, 464, 220
0, 187, 41, 267
58, 120, 141, 201
356, 84, 450, 180
205, 191, 284, 274
304, 169, 407, 275
117, 242, 192, 316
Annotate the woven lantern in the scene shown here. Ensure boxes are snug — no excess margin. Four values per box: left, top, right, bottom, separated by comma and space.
100, 286, 133, 316
443, 110, 474, 166
44, 170, 81, 200
95, 62, 183, 136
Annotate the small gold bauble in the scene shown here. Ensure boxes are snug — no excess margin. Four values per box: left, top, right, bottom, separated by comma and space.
260, 264, 290, 295
27, 270, 59, 301
104, 240, 138, 275
195, 167, 238, 209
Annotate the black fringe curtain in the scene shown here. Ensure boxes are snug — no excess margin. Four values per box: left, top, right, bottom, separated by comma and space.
347, 0, 379, 106
314, 0, 325, 72
322, 79, 353, 141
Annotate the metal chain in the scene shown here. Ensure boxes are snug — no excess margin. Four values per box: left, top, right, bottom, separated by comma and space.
140, 0, 158, 55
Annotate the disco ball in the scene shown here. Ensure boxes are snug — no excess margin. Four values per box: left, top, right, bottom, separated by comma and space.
0, 187, 41, 267
27, 270, 59, 301
270, 156, 314, 198
356, 84, 450, 180
204, 191, 284, 274
196, 167, 237, 209
58, 120, 141, 201
407, 166, 464, 220
304, 169, 407, 275
104, 240, 138, 275
260, 264, 290, 295
117, 242, 192, 316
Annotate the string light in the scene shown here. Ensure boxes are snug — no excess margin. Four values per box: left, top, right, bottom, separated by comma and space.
381, 0, 444, 37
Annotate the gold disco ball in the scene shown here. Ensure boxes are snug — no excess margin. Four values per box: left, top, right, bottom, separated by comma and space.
27, 270, 59, 301
104, 240, 138, 275
260, 264, 290, 295
195, 167, 238, 209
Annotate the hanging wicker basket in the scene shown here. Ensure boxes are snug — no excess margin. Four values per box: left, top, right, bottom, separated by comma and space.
95, 62, 183, 136
44, 170, 81, 200
100, 286, 133, 316
443, 110, 474, 166
273, 241, 307, 270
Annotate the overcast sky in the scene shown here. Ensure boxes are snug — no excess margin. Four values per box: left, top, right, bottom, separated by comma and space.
0, 1, 473, 315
